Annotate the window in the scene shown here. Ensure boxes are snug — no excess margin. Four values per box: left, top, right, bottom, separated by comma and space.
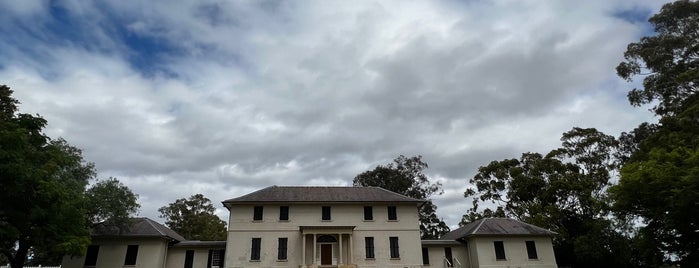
184, 250, 194, 268
207, 249, 225, 268
526, 241, 538, 259
253, 206, 263, 221
387, 206, 397, 220
279, 206, 289, 221
251, 238, 261, 261
494, 241, 506, 260
422, 247, 429, 265
389, 237, 400, 259
363, 206, 373, 221
364, 237, 375, 259
445, 247, 453, 267
124, 245, 138, 266
84, 245, 99, 266
278, 238, 288, 260
321, 206, 331, 220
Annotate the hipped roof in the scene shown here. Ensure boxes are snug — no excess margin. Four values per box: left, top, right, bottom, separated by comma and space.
441, 218, 557, 240
223, 186, 424, 207
92, 217, 185, 241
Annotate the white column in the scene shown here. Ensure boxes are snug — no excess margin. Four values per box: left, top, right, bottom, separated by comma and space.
339, 234, 344, 265
312, 234, 317, 267
349, 234, 353, 265
302, 234, 307, 268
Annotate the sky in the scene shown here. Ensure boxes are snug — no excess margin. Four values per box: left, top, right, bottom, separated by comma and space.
0, 0, 669, 229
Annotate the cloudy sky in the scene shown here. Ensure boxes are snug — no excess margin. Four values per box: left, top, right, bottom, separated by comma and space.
1, 0, 667, 228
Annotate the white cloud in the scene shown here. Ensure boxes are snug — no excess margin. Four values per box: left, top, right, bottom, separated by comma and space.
1, 0, 668, 227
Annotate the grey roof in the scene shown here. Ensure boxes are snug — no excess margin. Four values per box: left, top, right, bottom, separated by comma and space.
92, 217, 186, 241
223, 186, 424, 206
441, 218, 556, 240
421, 240, 462, 246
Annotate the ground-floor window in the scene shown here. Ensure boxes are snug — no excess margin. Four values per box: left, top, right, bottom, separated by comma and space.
389, 237, 400, 259
184, 250, 194, 268
84, 245, 99, 266
278, 238, 288, 260
251, 238, 261, 261
422, 247, 429, 265
124, 245, 138, 265
365, 237, 375, 259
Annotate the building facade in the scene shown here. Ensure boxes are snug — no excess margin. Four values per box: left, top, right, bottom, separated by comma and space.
222, 186, 425, 268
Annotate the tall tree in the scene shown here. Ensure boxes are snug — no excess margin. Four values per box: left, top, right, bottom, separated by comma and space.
616, 0, 699, 117
0, 85, 94, 268
85, 177, 141, 230
159, 194, 227, 241
613, 1, 699, 266
353, 155, 449, 239
464, 128, 633, 268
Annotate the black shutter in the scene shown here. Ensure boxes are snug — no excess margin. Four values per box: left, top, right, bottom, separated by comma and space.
84, 245, 99, 266
494, 241, 506, 260
219, 249, 226, 266
445, 247, 453, 267
184, 250, 194, 268
388, 206, 397, 220
253, 206, 263, 220
124, 245, 138, 265
526, 241, 538, 259
363, 206, 373, 220
279, 206, 289, 220
364, 237, 375, 259
422, 247, 429, 265
389, 237, 399, 258
207, 250, 212, 268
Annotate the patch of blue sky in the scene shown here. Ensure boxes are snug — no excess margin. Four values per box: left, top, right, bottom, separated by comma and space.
611, 6, 655, 36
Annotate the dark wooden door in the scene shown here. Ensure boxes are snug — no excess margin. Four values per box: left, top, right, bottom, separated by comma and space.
321, 244, 332, 265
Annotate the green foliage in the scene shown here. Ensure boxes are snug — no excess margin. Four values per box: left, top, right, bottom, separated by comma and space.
616, 0, 699, 116
86, 177, 140, 230
464, 128, 634, 267
0, 85, 94, 268
158, 194, 227, 241
353, 155, 449, 239
611, 96, 699, 266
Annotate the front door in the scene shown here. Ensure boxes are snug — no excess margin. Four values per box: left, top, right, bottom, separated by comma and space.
321, 244, 332, 265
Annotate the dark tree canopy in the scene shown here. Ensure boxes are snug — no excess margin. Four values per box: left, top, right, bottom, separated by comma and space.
353, 155, 449, 239
464, 128, 633, 268
0, 85, 94, 268
611, 95, 699, 266
159, 194, 227, 241
616, 0, 699, 116
86, 177, 141, 230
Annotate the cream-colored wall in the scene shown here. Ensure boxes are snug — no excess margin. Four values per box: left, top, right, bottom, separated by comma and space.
61, 237, 168, 268
470, 236, 557, 268
225, 203, 423, 268
423, 245, 469, 267
165, 248, 213, 268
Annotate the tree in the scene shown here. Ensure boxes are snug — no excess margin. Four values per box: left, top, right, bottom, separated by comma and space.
611, 95, 699, 266
616, 0, 699, 117
353, 155, 449, 239
0, 85, 94, 268
85, 177, 141, 230
464, 128, 633, 268
613, 1, 699, 266
159, 194, 227, 241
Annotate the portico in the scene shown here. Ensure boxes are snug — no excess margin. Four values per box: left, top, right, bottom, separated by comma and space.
300, 226, 357, 268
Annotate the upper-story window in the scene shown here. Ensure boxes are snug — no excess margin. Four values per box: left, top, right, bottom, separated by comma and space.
363, 206, 373, 221
253, 206, 263, 221
494, 241, 506, 260
124, 245, 138, 266
279, 206, 289, 221
321, 206, 331, 221
526, 240, 538, 259
387, 206, 397, 220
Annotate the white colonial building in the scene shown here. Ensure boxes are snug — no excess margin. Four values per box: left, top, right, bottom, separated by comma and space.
222, 186, 424, 268
62, 186, 558, 268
